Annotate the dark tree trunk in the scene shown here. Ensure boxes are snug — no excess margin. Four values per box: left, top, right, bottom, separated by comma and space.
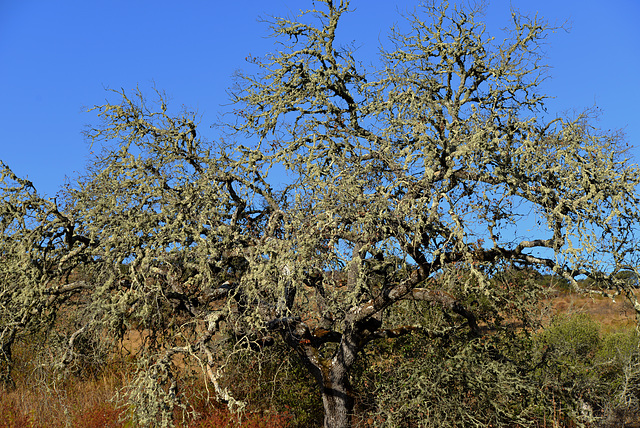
320, 360, 354, 428
317, 327, 364, 428
0, 327, 16, 389
319, 243, 363, 427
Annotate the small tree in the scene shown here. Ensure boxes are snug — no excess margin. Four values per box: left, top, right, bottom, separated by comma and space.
1, 1, 640, 427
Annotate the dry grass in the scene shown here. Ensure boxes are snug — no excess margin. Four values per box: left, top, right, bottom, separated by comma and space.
0, 336, 295, 428
0, 374, 125, 428
546, 289, 638, 330
0, 369, 294, 428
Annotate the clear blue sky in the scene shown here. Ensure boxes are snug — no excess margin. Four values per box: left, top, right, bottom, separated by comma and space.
1, 0, 639, 197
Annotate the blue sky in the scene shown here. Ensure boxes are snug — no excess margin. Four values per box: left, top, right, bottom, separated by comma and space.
1, 0, 639, 197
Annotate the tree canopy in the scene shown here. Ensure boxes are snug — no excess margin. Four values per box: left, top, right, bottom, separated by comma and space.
1, 1, 640, 427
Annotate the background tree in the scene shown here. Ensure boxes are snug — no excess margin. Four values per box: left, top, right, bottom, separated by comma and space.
1, 1, 640, 427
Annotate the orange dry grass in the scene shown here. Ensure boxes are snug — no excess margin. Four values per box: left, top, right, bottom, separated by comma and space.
177, 407, 292, 428
0, 375, 125, 428
0, 337, 295, 428
0, 374, 294, 428
546, 290, 638, 330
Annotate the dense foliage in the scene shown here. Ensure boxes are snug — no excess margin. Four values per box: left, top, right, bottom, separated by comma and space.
2, 1, 640, 427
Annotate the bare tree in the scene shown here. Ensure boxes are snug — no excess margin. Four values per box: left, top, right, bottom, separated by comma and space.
1, 1, 639, 427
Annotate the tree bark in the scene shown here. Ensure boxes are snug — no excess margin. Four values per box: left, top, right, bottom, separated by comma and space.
273, 314, 362, 427
320, 359, 354, 428
317, 326, 363, 428
0, 327, 16, 389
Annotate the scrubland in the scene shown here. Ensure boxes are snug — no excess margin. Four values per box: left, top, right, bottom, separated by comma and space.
1, 289, 639, 428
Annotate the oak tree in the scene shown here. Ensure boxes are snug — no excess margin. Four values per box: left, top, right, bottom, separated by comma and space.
2, 1, 639, 427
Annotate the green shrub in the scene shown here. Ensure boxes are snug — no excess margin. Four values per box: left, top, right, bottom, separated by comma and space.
351, 311, 640, 427
221, 345, 322, 427
538, 313, 602, 362
534, 313, 640, 427
353, 331, 548, 428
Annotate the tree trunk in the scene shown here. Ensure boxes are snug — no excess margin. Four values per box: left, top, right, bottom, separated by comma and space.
0, 328, 16, 389
319, 243, 362, 428
320, 360, 354, 428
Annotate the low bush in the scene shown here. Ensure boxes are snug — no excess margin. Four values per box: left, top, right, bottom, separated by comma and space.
536, 313, 640, 427
2, 303, 638, 427
219, 344, 322, 427
350, 311, 640, 427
